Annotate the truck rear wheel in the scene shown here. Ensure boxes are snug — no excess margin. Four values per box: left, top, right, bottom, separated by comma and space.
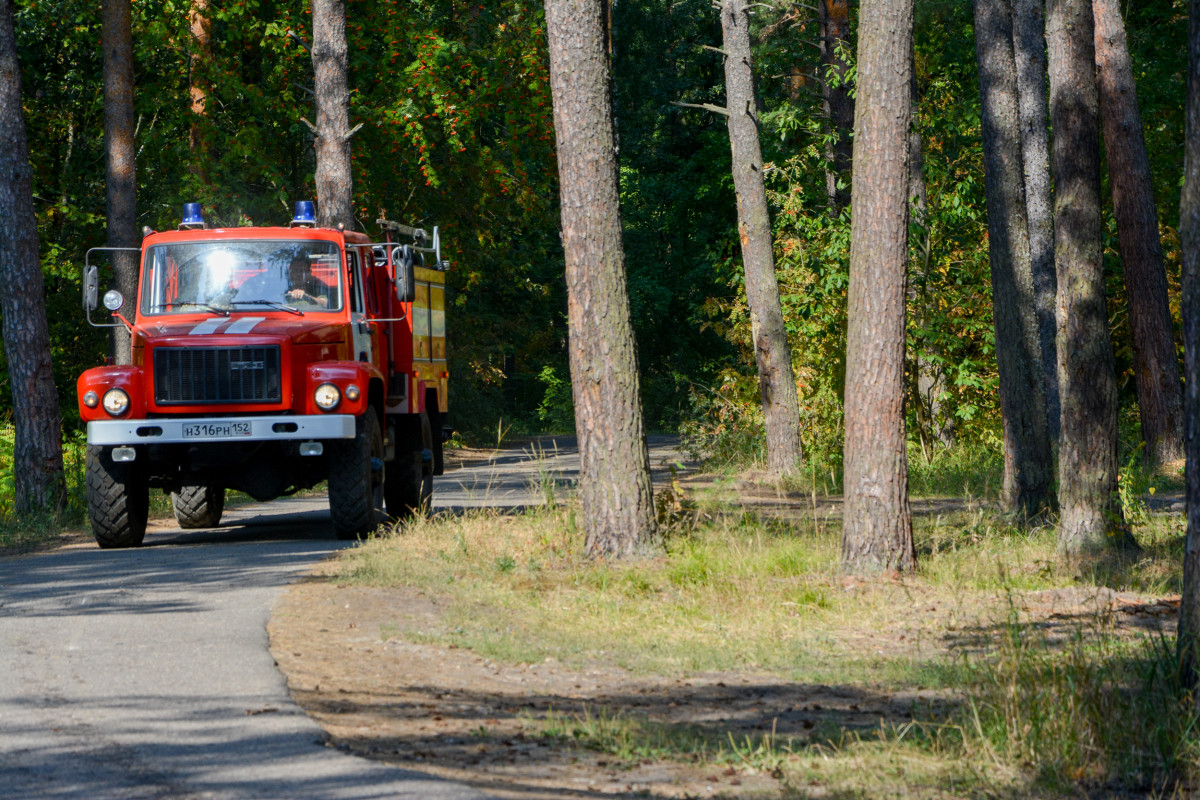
329, 408, 385, 539
86, 445, 149, 549
171, 485, 225, 529
385, 413, 433, 520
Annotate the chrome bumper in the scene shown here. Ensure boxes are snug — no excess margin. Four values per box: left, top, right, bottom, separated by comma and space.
87, 414, 356, 446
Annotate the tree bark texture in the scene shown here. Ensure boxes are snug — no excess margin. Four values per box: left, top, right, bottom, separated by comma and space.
101, 0, 137, 364
0, 0, 65, 513
188, 0, 211, 181
1046, 0, 1123, 554
1012, 0, 1060, 442
544, 0, 659, 558
974, 0, 1054, 515
720, 0, 804, 477
1179, 0, 1200, 697
841, 0, 916, 573
1094, 0, 1184, 467
312, 0, 354, 229
818, 0, 855, 214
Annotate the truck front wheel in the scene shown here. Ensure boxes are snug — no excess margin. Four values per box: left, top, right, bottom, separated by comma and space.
171, 485, 225, 529
86, 445, 149, 549
329, 408, 385, 539
385, 413, 433, 520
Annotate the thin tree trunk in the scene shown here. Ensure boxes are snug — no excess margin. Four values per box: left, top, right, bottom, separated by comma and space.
312, 0, 354, 229
818, 0, 855, 214
544, 0, 659, 558
1012, 0, 1059, 442
841, 0, 916, 573
0, 0, 65, 514
188, 0, 211, 182
101, 0, 137, 364
720, 0, 804, 477
1178, 0, 1200, 697
1046, 0, 1124, 554
975, 0, 1054, 515
1094, 0, 1184, 467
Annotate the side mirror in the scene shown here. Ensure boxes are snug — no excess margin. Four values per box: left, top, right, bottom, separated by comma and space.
83, 265, 99, 311
103, 290, 125, 312
432, 226, 451, 271
393, 245, 416, 303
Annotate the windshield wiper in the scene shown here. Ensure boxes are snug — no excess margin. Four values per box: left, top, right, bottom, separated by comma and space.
229, 300, 304, 316
153, 302, 230, 317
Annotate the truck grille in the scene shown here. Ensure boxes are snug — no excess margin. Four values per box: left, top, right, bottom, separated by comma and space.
153, 346, 282, 405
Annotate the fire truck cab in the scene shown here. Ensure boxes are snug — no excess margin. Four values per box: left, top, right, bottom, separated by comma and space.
77, 202, 448, 547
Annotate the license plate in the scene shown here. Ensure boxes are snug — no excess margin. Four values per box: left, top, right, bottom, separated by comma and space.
182, 421, 252, 439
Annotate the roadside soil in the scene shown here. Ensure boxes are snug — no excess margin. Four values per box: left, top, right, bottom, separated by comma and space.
267, 451, 1185, 800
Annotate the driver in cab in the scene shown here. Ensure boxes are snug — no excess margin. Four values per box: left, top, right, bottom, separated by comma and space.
285, 255, 330, 308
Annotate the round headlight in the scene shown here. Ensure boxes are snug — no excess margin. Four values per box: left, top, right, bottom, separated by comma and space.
102, 388, 130, 416
314, 383, 341, 411
82, 390, 99, 408
344, 384, 361, 402
102, 290, 125, 312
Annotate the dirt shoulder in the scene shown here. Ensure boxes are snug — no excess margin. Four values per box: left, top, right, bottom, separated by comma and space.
267, 455, 1182, 799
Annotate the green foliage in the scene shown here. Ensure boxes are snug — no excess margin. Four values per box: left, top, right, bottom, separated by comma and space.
0, 423, 88, 547
535, 365, 574, 433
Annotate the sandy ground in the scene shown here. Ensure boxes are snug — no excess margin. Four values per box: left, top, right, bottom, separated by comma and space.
266, 450, 1183, 799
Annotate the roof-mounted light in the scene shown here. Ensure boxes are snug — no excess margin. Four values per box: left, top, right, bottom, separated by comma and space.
291, 200, 316, 227
180, 202, 206, 229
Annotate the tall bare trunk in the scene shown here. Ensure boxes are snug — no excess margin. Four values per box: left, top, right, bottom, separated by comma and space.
818, 0, 855, 214
841, 0, 916, 573
1178, 0, 1200, 698
720, 0, 804, 477
312, 0, 354, 229
544, 0, 659, 558
1012, 0, 1059, 442
1094, 0, 1184, 467
1046, 0, 1124, 554
974, 0, 1054, 515
101, 0, 137, 363
188, 0, 211, 182
0, 0, 65, 513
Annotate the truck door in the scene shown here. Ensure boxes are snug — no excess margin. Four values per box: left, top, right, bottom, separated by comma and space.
347, 250, 373, 363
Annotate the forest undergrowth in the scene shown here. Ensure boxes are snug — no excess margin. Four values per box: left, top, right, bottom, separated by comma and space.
337, 462, 1195, 798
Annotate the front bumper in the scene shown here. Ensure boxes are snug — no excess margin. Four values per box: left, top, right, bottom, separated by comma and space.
87, 414, 355, 446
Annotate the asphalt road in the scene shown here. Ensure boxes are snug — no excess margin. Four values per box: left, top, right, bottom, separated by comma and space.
0, 435, 687, 799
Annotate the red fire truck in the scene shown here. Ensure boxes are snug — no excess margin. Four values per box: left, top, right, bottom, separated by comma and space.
76, 202, 449, 547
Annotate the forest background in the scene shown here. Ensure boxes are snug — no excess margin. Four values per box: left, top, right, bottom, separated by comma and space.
0, 0, 1190, 513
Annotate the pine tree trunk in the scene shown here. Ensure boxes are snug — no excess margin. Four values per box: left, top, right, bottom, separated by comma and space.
312, 0, 354, 229
841, 0, 916, 573
188, 0, 211, 182
101, 0, 137, 364
720, 0, 804, 477
1179, 0, 1200, 697
1046, 0, 1124, 554
1012, 0, 1060, 442
544, 0, 659, 558
0, 0, 65, 514
975, 0, 1054, 515
818, 0, 855, 214
1094, 0, 1184, 467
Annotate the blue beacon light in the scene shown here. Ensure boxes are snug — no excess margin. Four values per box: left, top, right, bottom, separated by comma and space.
180, 202, 206, 228
291, 201, 316, 227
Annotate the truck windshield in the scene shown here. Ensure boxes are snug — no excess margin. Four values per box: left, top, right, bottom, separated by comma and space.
140, 240, 344, 315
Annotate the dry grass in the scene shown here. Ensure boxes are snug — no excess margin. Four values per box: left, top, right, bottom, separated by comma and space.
334, 488, 1193, 796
